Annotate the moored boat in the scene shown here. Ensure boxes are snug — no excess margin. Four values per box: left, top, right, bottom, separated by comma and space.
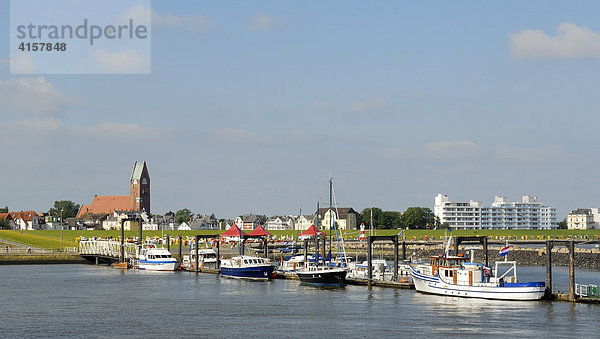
137, 243, 177, 271
409, 251, 545, 300
220, 256, 274, 280
297, 261, 347, 286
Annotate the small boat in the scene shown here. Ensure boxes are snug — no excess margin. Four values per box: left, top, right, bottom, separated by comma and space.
276, 255, 305, 275
220, 256, 274, 280
182, 247, 218, 270
409, 242, 545, 300
137, 243, 177, 271
297, 261, 347, 286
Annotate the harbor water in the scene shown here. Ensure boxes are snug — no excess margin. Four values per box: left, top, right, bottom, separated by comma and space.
1, 264, 599, 338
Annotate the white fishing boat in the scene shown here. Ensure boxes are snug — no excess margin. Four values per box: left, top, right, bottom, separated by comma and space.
137, 243, 177, 271
409, 238, 545, 301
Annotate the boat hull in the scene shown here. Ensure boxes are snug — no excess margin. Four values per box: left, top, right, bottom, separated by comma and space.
138, 261, 177, 271
409, 266, 545, 301
220, 265, 274, 280
297, 268, 347, 286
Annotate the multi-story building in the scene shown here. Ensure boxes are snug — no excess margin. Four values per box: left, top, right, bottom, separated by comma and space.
434, 194, 557, 229
316, 207, 358, 230
567, 208, 598, 230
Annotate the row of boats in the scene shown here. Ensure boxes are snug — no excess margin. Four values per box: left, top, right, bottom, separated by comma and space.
136, 240, 546, 301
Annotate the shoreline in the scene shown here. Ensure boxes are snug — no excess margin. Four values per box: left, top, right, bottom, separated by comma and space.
0, 253, 87, 265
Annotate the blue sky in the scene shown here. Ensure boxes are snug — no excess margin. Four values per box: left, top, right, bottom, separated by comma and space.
2, 1, 600, 218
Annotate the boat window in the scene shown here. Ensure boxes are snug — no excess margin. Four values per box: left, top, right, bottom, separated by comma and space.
244, 260, 249, 265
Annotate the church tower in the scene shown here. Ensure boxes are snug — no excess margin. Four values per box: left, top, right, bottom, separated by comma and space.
130, 161, 150, 214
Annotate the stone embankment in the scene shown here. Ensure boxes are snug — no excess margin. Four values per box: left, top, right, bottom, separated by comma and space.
0, 253, 86, 265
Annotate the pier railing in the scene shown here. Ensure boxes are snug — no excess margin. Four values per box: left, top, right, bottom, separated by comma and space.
575, 283, 599, 298
78, 240, 137, 260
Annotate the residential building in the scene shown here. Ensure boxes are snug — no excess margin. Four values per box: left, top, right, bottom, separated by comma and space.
294, 215, 315, 231
316, 207, 358, 230
7, 211, 43, 230
265, 216, 295, 230
236, 215, 260, 231
0, 213, 15, 229
434, 194, 557, 230
567, 208, 597, 230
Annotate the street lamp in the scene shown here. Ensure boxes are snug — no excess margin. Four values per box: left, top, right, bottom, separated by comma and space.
60, 208, 64, 252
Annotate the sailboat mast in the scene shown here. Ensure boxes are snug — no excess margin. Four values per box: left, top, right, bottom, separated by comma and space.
329, 177, 332, 258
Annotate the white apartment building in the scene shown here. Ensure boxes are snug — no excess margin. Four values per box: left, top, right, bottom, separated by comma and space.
567, 208, 599, 230
435, 194, 557, 230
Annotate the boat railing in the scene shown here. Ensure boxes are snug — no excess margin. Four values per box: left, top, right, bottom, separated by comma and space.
576, 283, 599, 298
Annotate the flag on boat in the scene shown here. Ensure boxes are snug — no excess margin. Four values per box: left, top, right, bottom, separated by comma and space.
499, 245, 509, 256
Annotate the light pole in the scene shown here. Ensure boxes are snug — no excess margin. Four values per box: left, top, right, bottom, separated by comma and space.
60, 208, 64, 252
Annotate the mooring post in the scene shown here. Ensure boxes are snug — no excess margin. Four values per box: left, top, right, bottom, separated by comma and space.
138, 217, 143, 245
216, 239, 221, 269
569, 240, 575, 302
120, 219, 125, 263
315, 237, 320, 268
483, 236, 488, 267
303, 240, 308, 268
263, 238, 268, 258
546, 240, 553, 298
394, 236, 399, 282
195, 235, 200, 274
166, 235, 170, 252
178, 235, 183, 263
367, 236, 373, 286
322, 237, 326, 262
402, 240, 406, 260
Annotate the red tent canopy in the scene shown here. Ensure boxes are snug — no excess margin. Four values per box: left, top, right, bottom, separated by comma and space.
220, 224, 246, 238
248, 224, 272, 237
298, 224, 326, 238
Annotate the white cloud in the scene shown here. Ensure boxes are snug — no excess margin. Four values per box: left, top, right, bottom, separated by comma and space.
314, 100, 331, 109
510, 23, 600, 59
212, 128, 273, 143
0, 77, 71, 115
424, 140, 483, 159
248, 13, 274, 31
349, 97, 388, 111
9, 54, 38, 74
349, 101, 368, 112
118, 4, 212, 32
91, 49, 150, 74
81, 122, 163, 140
494, 145, 571, 163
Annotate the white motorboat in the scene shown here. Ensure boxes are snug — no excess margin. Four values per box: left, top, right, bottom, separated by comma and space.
137, 243, 177, 271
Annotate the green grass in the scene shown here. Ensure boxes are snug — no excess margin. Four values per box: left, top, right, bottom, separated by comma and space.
1, 228, 598, 251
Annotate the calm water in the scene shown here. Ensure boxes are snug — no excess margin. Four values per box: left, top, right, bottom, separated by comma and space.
1, 264, 599, 338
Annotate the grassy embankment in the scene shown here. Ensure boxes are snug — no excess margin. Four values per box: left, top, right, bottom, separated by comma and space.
1, 229, 599, 251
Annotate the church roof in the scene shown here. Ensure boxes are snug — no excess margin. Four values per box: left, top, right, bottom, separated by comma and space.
77, 195, 131, 218
131, 161, 146, 181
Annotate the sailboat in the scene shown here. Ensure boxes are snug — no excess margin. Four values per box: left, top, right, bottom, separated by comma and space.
296, 178, 348, 286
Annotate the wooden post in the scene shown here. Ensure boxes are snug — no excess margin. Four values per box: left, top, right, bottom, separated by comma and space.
178, 235, 183, 262
546, 240, 553, 298
402, 240, 406, 260
393, 236, 399, 282
569, 240, 575, 302
367, 236, 373, 286
263, 238, 268, 258
315, 237, 320, 268
483, 236, 488, 267
120, 219, 125, 263
195, 235, 199, 274
303, 240, 308, 268
166, 235, 170, 252
216, 239, 221, 269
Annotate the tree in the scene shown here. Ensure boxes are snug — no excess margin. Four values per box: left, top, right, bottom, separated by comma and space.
0, 217, 11, 230
360, 207, 401, 229
557, 218, 567, 230
0, 206, 8, 213
399, 207, 436, 229
174, 209, 193, 223
256, 215, 268, 225
49, 200, 80, 219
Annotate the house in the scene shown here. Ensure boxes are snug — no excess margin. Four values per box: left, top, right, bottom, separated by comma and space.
177, 222, 191, 230
294, 215, 315, 231
80, 213, 108, 230
265, 216, 295, 230
567, 208, 597, 230
101, 211, 158, 230
236, 215, 260, 231
219, 219, 235, 230
8, 211, 43, 230
187, 215, 219, 230
316, 207, 358, 230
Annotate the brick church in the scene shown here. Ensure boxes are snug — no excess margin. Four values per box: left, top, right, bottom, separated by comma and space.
77, 161, 150, 217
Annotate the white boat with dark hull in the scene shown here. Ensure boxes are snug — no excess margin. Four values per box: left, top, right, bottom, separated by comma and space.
137, 244, 177, 271
296, 261, 347, 286
409, 254, 545, 301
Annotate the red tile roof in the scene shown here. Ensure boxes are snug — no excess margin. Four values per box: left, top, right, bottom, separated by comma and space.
77, 195, 131, 218
0, 213, 13, 221
8, 211, 40, 222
